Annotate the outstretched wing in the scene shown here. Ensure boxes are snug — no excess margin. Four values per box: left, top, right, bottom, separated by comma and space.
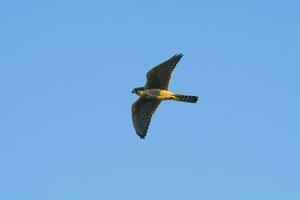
145, 53, 183, 90
131, 98, 161, 139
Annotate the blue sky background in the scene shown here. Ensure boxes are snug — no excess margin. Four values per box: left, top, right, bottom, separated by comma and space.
0, 0, 299, 199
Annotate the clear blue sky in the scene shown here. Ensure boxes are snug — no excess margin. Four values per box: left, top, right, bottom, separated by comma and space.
0, 1, 299, 199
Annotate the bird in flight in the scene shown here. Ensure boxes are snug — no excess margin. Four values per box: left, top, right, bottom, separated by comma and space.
131, 53, 198, 139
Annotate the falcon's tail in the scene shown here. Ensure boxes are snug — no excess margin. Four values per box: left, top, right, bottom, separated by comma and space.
174, 94, 198, 103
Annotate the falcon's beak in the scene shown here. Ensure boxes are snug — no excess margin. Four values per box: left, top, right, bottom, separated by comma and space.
131, 89, 135, 94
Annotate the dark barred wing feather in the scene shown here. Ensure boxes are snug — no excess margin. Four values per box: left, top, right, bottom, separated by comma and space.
131, 98, 161, 139
145, 54, 183, 90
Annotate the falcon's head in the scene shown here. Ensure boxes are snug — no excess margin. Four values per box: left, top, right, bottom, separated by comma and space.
131, 87, 145, 95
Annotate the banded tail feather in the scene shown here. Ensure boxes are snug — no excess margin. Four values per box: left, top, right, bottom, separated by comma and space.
175, 94, 198, 103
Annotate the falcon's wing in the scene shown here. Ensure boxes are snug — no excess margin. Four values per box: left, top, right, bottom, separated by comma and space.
131, 98, 161, 139
145, 54, 183, 90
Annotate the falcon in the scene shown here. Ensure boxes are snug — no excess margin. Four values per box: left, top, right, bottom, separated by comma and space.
131, 53, 198, 139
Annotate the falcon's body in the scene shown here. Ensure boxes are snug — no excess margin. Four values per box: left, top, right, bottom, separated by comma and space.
131, 54, 198, 139
136, 89, 176, 100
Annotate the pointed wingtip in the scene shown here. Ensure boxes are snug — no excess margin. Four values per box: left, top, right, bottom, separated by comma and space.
176, 53, 183, 58
171, 53, 183, 61
138, 132, 146, 139
139, 135, 146, 139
